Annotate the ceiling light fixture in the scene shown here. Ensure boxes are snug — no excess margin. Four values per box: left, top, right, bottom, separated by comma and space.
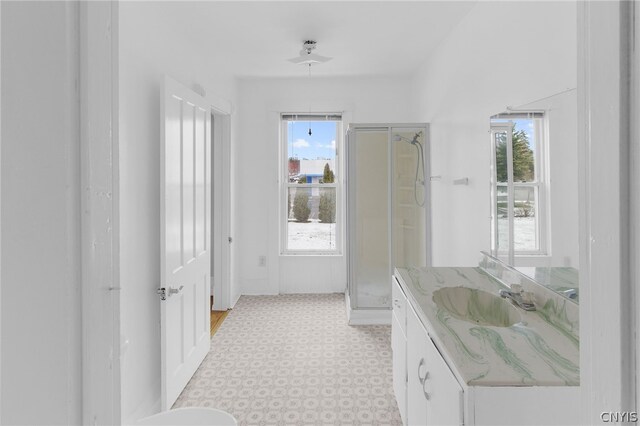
288, 40, 332, 65
288, 40, 332, 136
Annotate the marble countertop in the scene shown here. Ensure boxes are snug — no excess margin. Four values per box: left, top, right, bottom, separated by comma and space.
395, 267, 580, 387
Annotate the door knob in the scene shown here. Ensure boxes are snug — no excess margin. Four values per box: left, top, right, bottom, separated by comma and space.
168, 285, 184, 295
157, 285, 184, 301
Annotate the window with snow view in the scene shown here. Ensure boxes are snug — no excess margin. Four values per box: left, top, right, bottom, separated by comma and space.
281, 114, 343, 254
490, 112, 548, 258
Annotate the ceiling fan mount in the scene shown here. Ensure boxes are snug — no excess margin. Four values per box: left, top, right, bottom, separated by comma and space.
288, 40, 332, 65
301, 40, 317, 54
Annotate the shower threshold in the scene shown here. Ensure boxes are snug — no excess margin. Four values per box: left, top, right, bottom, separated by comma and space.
344, 293, 392, 325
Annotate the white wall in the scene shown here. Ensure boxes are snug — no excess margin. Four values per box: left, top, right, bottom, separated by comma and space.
635, 0, 640, 413
578, 1, 636, 421
118, 3, 238, 423
236, 76, 414, 296
1, 2, 82, 424
409, 1, 577, 267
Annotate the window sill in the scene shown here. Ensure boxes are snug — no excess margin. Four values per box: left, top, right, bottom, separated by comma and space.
280, 252, 343, 257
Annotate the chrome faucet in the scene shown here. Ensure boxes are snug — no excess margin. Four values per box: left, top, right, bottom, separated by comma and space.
498, 284, 536, 311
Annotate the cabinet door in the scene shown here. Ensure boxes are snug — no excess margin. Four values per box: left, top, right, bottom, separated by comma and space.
407, 305, 464, 426
407, 306, 429, 426
392, 277, 407, 334
392, 312, 407, 424
424, 336, 463, 426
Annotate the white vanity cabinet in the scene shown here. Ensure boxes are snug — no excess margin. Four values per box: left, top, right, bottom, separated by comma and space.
392, 270, 581, 426
393, 276, 462, 426
407, 302, 463, 426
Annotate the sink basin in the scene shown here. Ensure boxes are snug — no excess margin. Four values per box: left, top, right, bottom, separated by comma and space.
433, 287, 522, 327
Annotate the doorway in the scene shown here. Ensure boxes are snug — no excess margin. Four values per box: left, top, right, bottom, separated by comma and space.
210, 110, 232, 311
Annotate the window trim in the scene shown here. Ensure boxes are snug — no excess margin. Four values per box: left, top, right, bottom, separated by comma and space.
490, 115, 549, 260
280, 113, 343, 255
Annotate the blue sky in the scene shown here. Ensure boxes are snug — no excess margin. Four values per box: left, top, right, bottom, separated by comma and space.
492, 118, 535, 149
513, 118, 535, 142
287, 120, 337, 160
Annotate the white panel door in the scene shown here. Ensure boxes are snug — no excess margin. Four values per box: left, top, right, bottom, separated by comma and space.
160, 76, 211, 409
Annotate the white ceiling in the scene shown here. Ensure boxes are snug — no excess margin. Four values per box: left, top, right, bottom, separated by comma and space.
147, 1, 477, 79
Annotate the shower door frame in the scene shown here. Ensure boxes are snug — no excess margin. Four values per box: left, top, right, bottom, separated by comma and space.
346, 123, 431, 323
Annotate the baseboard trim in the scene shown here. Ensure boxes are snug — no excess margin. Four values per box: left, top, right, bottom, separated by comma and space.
345, 293, 392, 325
124, 391, 161, 425
230, 290, 241, 308
347, 308, 392, 325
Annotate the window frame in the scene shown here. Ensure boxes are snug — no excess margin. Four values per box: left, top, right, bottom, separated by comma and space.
490, 114, 549, 261
280, 113, 343, 255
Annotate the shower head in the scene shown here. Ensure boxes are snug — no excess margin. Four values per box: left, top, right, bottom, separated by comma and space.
411, 131, 424, 144
393, 130, 426, 207
394, 131, 423, 145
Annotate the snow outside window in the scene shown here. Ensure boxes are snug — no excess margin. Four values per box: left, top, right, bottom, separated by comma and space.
281, 114, 343, 254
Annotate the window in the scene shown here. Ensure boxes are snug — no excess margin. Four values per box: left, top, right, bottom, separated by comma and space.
281, 114, 343, 254
490, 113, 548, 259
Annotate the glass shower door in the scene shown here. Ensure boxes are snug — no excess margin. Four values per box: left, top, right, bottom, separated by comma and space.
348, 128, 391, 309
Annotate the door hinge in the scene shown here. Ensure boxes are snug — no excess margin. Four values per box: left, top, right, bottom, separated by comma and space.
157, 287, 167, 301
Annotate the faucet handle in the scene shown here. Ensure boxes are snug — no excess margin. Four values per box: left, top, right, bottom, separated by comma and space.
521, 291, 536, 305
510, 284, 524, 294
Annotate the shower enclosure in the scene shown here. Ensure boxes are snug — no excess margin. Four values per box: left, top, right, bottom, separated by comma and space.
346, 124, 430, 324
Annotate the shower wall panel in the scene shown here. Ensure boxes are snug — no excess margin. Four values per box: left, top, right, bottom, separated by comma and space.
352, 130, 390, 308
393, 128, 427, 270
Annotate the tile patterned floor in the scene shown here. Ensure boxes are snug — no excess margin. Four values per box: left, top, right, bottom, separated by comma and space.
174, 293, 403, 425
